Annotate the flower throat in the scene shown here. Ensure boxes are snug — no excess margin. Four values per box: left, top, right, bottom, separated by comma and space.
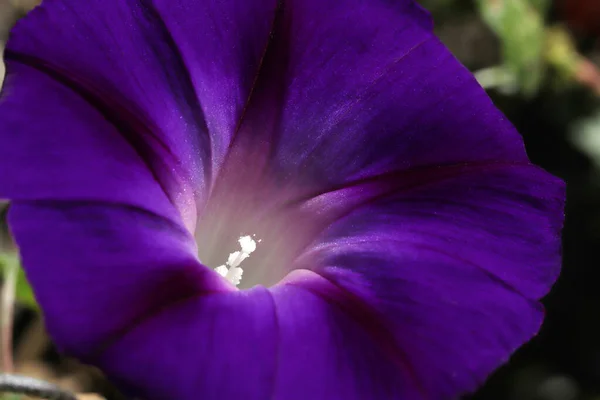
213, 235, 260, 286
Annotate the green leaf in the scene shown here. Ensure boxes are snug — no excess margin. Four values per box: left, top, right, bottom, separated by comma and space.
527, 0, 551, 14
476, 0, 547, 96
0, 254, 38, 310
15, 265, 37, 310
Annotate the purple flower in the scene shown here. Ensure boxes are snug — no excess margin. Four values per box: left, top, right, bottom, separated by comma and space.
0, 0, 564, 399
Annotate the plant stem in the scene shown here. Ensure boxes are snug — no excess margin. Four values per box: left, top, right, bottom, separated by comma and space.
0, 256, 17, 374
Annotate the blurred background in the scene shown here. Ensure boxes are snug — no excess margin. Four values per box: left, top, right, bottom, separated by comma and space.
0, 0, 599, 399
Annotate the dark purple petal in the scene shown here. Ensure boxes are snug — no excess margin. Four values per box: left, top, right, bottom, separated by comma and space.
8, 201, 231, 360
224, 0, 529, 190
268, 282, 422, 399
148, 0, 278, 172
0, 64, 176, 219
291, 164, 565, 398
2, 0, 278, 214
89, 281, 423, 400
8, 166, 563, 400
9, 200, 418, 400
95, 287, 279, 400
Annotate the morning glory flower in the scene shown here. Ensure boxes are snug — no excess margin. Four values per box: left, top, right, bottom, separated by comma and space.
0, 0, 564, 399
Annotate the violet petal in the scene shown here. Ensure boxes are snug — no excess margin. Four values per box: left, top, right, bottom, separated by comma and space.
291, 164, 565, 398
8, 201, 231, 361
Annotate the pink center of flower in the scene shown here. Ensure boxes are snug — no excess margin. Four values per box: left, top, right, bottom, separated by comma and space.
194, 193, 323, 289
192, 152, 328, 290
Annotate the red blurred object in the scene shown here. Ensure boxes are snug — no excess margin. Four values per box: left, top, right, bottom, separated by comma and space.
560, 0, 600, 36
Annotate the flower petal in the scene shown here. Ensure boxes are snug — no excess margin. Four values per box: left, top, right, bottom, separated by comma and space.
148, 0, 278, 171
224, 0, 529, 190
291, 164, 565, 398
268, 283, 422, 399
9, 196, 421, 400
7, 201, 231, 360
88, 281, 421, 400
95, 287, 279, 400
2, 0, 278, 208
0, 62, 188, 218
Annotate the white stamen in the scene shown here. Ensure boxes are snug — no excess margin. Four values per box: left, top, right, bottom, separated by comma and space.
226, 267, 243, 286
214, 235, 258, 286
214, 265, 229, 278
239, 236, 257, 253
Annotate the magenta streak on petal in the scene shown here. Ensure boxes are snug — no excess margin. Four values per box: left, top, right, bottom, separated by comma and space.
136, 0, 214, 195
286, 161, 538, 208
86, 288, 233, 363
287, 35, 434, 177
287, 162, 545, 266
299, 238, 545, 308
279, 269, 429, 398
205, 0, 285, 195
91, 286, 279, 400
4, 51, 202, 230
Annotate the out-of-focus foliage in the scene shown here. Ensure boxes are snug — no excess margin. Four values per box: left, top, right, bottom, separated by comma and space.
421, 0, 597, 98
0, 254, 37, 310
15, 263, 37, 310
0, 0, 40, 86
476, 0, 548, 96
0, 0, 41, 313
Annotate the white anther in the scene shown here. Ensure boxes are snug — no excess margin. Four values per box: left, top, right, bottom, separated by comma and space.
239, 235, 257, 253
227, 251, 250, 268
214, 235, 258, 286
214, 265, 229, 278
226, 267, 243, 286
